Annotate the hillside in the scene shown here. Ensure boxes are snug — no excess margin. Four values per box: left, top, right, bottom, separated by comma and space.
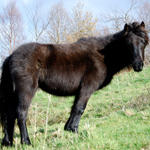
1, 66, 150, 150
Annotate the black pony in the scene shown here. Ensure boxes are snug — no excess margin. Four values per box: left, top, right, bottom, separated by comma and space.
0, 22, 149, 146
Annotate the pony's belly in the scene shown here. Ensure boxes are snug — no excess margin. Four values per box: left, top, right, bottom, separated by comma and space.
38, 79, 80, 96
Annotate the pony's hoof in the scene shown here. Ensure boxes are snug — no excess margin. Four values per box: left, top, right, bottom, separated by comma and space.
21, 140, 32, 146
64, 126, 78, 133
1, 139, 12, 147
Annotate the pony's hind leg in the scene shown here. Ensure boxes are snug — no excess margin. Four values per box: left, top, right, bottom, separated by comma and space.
1, 91, 17, 146
17, 99, 31, 145
16, 88, 37, 145
14, 76, 38, 145
2, 108, 16, 146
1, 56, 17, 146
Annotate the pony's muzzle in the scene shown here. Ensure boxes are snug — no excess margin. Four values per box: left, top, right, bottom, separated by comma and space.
133, 59, 143, 72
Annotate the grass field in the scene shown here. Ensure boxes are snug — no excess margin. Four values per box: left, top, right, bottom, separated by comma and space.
1, 66, 150, 150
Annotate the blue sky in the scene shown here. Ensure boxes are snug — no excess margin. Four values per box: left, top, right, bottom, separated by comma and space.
0, 0, 149, 39
0, 0, 137, 17
0, 0, 143, 28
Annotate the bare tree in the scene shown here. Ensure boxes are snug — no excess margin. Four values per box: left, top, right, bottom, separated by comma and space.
25, 0, 50, 42
138, 0, 150, 31
99, 0, 140, 32
0, 0, 25, 61
137, 1, 150, 64
66, 2, 98, 43
46, 2, 70, 44
101, 26, 111, 36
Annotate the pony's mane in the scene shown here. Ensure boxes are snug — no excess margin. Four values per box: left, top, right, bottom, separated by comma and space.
76, 22, 149, 50
128, 22, 149, 45
76, 34, 115, 50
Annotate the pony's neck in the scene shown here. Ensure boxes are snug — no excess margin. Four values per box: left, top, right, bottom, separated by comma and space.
97, 30, 124, 49
98, 30, 131, 75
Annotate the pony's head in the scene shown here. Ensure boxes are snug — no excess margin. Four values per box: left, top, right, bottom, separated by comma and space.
123, 21, 149, 72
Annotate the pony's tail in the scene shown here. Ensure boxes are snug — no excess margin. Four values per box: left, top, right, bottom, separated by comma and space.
0, 56, 14, 128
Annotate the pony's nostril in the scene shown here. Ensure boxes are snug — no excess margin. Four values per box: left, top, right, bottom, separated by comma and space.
133, 60, 143, 72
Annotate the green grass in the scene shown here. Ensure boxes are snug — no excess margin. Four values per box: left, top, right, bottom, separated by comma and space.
1, 66, 150, 150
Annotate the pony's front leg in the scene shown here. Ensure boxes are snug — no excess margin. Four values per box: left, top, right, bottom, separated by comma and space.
64, 94, 91, 132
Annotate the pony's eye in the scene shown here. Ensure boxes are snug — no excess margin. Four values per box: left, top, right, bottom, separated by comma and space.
126, 41, 131, 45
143, 40, 146, 45
127, 42, 133, 48
141, 39, 146, 45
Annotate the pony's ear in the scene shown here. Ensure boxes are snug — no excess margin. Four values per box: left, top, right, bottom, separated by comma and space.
123, 23, 131, 36
140, 21, 145, 27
